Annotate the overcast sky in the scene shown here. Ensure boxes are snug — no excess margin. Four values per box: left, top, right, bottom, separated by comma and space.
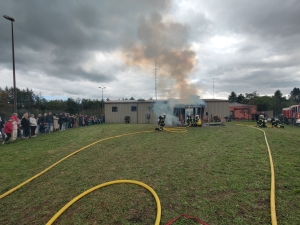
1, 0, 300, 101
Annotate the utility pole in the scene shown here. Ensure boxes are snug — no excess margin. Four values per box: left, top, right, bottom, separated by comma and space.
3, 15, 17, 113
98, 87, 106, 111
213, 78, 215, 99
153, 37, 159, 100
153, 58, 158, 100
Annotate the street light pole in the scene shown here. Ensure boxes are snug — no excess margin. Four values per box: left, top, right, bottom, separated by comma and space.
98, 87, 106, 110
3, 15, 17, 113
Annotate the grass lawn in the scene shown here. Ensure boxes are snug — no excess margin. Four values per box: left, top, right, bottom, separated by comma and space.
0, 122, 299, 225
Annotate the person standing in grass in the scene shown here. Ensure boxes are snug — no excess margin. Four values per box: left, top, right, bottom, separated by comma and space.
45, 112, 53, 133
21, 113, 30, 138
0, 117, 5, 142
58, 113, 64, 131
36, 114, 41, 133
11, 113, 19, 141
53, 113, 59, 131
29, 114, 37, 137
3, 118, 13, 144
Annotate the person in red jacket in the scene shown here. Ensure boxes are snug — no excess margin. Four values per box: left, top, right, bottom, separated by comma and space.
3, 118, 13, 144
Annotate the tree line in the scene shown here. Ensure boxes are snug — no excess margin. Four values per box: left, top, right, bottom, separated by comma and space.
228, 88, 300, 116
0, 86, 110, 119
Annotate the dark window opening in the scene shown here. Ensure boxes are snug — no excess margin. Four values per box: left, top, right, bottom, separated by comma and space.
112, 107, 118, 112
131, 106, 137, 112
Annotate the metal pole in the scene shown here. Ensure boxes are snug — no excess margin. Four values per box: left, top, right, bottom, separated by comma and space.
99, 87, 106, 112
12, 21, 17, 113
3, 15, 17, 113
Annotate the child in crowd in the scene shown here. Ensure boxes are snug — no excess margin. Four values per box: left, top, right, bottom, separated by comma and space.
3, 118, 13, 144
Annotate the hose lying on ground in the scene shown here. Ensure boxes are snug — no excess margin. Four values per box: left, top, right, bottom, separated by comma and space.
237, 124, 277, 225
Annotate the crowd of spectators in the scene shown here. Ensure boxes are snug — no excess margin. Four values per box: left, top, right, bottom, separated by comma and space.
1, 112, 104, 144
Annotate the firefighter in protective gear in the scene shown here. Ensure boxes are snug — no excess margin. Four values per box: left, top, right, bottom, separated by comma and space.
157, 114, 166, 131
195, 115, 202, 126
257, 115, 267, 128
186, 114, 192, 126
270, 118, 284, 129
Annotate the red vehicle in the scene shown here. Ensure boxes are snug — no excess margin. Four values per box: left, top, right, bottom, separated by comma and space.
282, 105, 300, 118
282, 104, 300, 125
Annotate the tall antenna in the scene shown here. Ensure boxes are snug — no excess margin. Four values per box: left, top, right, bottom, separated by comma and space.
154, 58, 158, 100
153, 38, 159, 100
213, 78, 215, 99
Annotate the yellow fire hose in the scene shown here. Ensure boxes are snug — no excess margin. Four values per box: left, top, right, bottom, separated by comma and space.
164, 126, 188, 133
0, 130, 155, 200
46, 180, 161, 225
0, 125, 277, 225
237, 124, 277, 225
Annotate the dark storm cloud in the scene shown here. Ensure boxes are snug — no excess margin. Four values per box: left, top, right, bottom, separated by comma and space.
1, 0, 300, 100
1, 0, 171, 84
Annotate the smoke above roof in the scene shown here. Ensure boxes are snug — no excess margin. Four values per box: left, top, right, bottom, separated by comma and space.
122, 12, 198, 99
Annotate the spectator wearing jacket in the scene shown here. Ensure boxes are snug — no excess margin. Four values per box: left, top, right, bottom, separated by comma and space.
11, 113, 20, 141
21, 113, 30, 138
39, 113, 46, 133
63, 113, 68, 130
78, 114, 82, 127
53, 113, 59, 131
30, 114, 37, 137
0, 118, 5, 142
45, 112, 53, 133
3, 118, 13, 144
37, 114, 41, 133
58, 113, 64, 130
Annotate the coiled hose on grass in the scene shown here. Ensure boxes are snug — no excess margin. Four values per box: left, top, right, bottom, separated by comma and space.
1, 125, 277, 225
0, 127, 187, 224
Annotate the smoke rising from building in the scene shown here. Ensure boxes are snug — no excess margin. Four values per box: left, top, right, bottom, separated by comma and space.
123, 12, 199, 99
153, 95, 206, 126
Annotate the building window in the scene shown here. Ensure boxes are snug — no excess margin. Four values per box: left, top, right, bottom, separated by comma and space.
131, 106, 137, 112
112, 107, 118, 112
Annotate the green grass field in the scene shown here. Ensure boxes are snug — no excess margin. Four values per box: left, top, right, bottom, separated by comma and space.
0, 122, 299, 225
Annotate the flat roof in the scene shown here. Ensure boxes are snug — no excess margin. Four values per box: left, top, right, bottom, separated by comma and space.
203, 99, 229, 102
105, 98, 229, 104
105, 100, 156, 104
229, 103, 256, 107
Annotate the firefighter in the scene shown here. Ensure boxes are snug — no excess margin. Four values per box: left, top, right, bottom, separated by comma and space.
270, 118, 284, 129
257, 115, 267, 128
186, 114, 192, 126
195, 115, 202, 127
157, 114, 166, 131
124, 116, 130, 124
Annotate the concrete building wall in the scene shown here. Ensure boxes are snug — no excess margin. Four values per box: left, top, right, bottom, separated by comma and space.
104, 100, 157, 124
105, 99, 230, 124
203, 99, 230, 122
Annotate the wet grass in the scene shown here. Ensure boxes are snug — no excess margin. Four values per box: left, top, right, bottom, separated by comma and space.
0, 122, 299, 224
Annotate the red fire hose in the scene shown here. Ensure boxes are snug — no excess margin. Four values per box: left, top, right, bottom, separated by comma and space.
166, 214, 208, 225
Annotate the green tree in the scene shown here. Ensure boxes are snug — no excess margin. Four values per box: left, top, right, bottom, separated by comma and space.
251, 96, 273, 111
66, 98, 78, 114
289, 87, 300, 103
272, 90, 286, 116
0, 89, 13, 118
45, 100, 66, 112
236, 94, 245, 104
228, 91, 237, 103
244, 91, 259, 104
129, 97, 135, 100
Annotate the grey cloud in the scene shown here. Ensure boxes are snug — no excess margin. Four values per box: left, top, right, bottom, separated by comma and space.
1, 0, 300, 100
